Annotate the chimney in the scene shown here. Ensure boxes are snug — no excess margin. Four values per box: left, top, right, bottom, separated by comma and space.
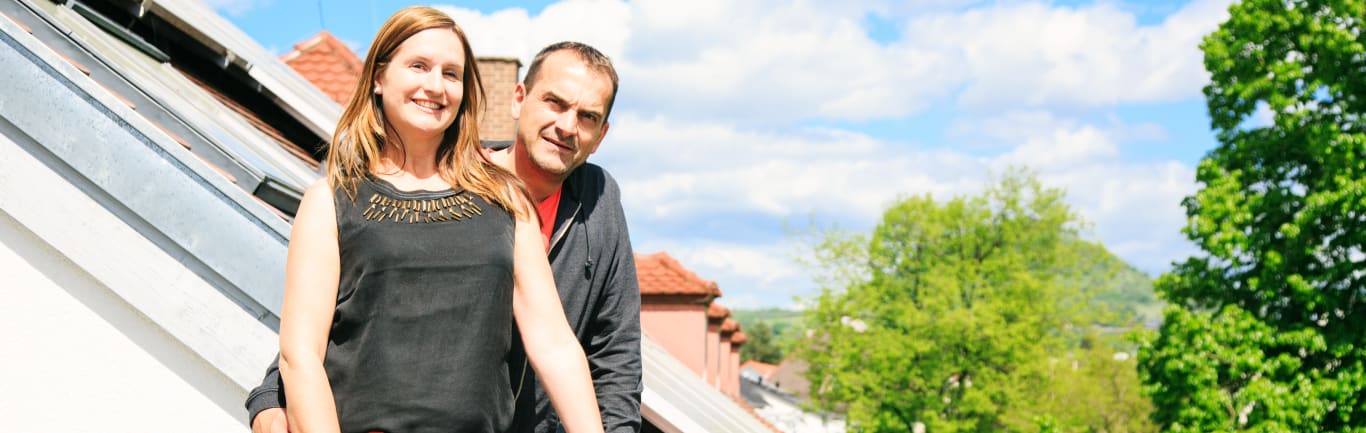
475, 57, 522, 146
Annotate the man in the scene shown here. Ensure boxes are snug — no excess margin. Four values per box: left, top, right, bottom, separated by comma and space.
247, 41, 643, 433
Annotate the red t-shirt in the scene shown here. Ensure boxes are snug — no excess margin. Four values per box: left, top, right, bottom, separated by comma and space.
536, 186, 563, 252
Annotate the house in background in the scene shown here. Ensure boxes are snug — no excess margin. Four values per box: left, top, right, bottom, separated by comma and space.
636, 251, 754, 399
739, 372, 846, 433
0, 0, 773, 431
739, 356, 847, 433
740, 360, 779, 385
278, 30, 359, 106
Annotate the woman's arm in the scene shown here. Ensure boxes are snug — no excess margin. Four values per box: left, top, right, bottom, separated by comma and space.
278, 180, 342, 433
511, 209, 604, 433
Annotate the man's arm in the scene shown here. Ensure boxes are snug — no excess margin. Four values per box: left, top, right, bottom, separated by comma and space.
586, 173, 643, 433
244, 358, 287, 432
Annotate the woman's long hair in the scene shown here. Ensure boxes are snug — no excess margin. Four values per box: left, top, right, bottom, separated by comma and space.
325, 6, 529, 218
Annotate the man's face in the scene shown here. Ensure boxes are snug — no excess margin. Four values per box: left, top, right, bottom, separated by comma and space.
511, 51, 613, 181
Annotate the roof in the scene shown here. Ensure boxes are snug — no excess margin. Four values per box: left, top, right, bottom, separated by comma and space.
707, 302, 731, 320
2, 0, 333, 313
732, 396, 784, 433
0, 0, 300, 389
740, 361, 780, 380
642, 336, 777, 433
636, 252, 722, 298
721, 318, 740, 334
770, 358, 814, 399
280, 31, 362, 105
135, 0, 342, 138
731, 331, 749, 345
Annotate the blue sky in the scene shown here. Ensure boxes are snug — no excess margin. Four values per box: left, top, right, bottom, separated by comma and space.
215, 0, 1233, 309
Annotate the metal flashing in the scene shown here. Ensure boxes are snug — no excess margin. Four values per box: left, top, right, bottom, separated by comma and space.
1, 10, 289, 321
643, 336, 776, 433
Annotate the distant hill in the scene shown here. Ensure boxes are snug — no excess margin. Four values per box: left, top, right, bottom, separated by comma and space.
732, 308, 804, 336
1072, 240, 1165, 327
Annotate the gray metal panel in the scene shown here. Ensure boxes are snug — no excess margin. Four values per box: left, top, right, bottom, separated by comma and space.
642, 336, 775, 433
142, 0, 341, 139
7, 0, 264, 192
33, 3, 316, 191
0, 13, 287, 322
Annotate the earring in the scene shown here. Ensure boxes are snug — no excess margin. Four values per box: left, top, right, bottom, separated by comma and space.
373, 85, 381, 95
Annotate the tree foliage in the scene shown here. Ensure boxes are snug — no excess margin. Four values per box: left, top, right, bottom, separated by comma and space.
800, 171, 1154, 433
741, 321, 786, 364
1138, 1, 1366, 431
1035, 333, 1155, 433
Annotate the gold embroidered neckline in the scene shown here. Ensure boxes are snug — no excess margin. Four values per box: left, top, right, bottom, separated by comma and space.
361, 193, 483, 223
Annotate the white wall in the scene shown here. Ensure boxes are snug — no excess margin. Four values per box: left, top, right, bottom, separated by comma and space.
0, 127, 277, 431
0, 211, 246, 431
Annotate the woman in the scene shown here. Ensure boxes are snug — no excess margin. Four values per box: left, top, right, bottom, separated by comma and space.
277, 6, 602, 433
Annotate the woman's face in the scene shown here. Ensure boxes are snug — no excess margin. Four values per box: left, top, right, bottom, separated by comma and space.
374, 27, 466, 144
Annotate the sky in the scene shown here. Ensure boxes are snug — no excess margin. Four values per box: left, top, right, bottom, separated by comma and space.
215, 0, 1236, 310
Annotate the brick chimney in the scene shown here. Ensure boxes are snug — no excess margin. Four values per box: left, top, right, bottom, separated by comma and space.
475, 57, 521, 145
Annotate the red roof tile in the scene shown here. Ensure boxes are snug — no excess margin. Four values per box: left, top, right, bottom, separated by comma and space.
707, 302, 731, 319
739, 360, 779, 379
280, 30, 362, 105
635, 251, 722, 297
720, 318, 739, 334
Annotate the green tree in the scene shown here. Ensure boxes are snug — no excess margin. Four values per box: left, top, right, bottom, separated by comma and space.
1137, 1, 1366, 431
741, 321, 785, 364
1034, 333, 1156, 433
799, 171, 1126, 433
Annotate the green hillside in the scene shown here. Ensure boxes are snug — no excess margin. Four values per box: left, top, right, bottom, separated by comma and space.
732, 308, 804, 335
1071, 240, 1165, 327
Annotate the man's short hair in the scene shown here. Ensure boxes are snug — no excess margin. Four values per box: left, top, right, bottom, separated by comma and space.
523, 41, 620, 121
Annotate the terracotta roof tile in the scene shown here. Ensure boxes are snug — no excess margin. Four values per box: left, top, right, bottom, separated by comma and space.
739, 360, 779, 379
707, 302, 731, 319
720, 318, 739, 334
280, 30, 362, 105
635, 251, 721, 297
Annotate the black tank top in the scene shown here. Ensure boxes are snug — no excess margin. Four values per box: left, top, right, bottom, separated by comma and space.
324, 175, 516, 433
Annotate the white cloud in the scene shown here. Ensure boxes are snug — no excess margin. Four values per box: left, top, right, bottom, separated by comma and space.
431, 0, 1231, 124
619, 0, 954, 122
911, 0, 1231, 109
995, 124, 1119, 168
621, 0, 1231, 123
634, 240, 811, 310
435, 0, 632, 63
599, 112, 984, 220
